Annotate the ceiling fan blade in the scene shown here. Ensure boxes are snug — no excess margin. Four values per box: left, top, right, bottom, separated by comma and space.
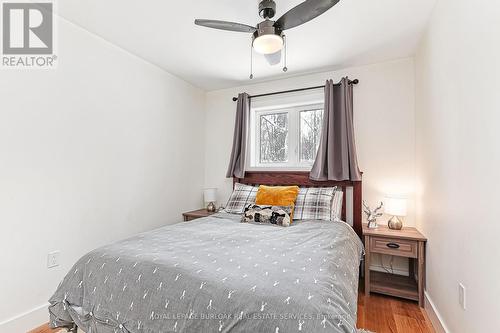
264, 50, 282, 66
194, 19, 256, 33
275, 0, 340, 31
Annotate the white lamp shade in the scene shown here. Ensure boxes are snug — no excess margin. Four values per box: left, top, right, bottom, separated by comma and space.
204, 188, 217, 203
253, 34, 284, 54
384, 197, 407, 216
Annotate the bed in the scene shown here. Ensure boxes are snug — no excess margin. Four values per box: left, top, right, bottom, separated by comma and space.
49, 172, 364, 333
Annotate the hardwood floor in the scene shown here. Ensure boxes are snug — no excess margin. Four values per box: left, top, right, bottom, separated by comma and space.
30, 283, 435, 333
357, 281, 435, 333
27, 323, 59, 333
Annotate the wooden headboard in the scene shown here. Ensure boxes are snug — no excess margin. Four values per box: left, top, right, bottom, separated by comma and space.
234, 171, 362, 237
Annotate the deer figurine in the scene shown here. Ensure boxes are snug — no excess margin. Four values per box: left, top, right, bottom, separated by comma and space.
363, 201, 384, 229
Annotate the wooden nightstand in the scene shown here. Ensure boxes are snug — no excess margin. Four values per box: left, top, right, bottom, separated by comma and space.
363, 224, 427, 307
182, 209, 217, 221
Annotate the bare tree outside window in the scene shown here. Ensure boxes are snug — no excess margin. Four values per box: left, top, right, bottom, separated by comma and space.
251, 103, 323, 168
299, 109, 323, 162
260, 113, 288, 163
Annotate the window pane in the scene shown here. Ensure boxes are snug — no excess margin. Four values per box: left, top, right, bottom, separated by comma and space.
259, 113, 288, 163
300, 109, 323, 162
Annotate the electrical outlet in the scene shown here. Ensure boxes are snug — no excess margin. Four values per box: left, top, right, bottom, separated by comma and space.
459, 283, 466, 310
47, 251, 60, 268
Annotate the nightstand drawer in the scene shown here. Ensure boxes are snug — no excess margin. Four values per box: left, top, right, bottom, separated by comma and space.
370, 236, 417, 258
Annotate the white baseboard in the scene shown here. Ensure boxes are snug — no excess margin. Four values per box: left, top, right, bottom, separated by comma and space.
0, 303, 49, 333
424, 291, 450, 333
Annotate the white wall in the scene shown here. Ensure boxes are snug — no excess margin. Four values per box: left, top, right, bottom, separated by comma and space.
0, 17, 206, 332
415, 1, 500, 332
205, 58, 416, 221
205, 58, 417, 274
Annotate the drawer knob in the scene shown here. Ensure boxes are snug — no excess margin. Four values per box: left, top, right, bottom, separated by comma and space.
386, 243, 400, 249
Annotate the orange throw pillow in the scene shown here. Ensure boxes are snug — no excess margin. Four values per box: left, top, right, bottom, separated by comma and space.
255, 185, 300, 220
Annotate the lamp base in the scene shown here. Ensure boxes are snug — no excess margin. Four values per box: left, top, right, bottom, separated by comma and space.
388, 216, 403, 230
207, 202, 216, 212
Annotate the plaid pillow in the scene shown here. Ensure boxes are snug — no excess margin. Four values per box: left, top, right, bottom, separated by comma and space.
224, 183, 258, 214
293, 187, 337, 221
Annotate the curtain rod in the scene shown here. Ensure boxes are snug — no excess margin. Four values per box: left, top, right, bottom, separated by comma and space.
231, 79, 359, 102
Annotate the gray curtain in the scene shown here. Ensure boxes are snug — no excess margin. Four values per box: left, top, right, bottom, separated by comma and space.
226, 93, 250, 178
310, 78, 362, 181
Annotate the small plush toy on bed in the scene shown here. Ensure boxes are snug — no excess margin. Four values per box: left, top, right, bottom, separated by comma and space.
242, 204, 293, 226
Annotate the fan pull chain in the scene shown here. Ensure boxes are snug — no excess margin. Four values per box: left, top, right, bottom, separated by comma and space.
250, 38, 254, 79
283, 35, 288, 72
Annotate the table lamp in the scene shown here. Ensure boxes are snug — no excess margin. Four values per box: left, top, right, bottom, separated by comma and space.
204, 188, 217, 212
384, 197, 407, 230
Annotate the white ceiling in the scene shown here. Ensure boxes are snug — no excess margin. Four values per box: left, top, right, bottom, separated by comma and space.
57, 0, 436, 90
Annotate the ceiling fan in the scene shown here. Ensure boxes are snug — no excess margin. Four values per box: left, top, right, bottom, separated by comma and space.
195, 0, 340, 72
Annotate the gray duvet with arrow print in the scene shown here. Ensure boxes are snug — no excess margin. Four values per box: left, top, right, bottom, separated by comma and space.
49, 213, 364, 333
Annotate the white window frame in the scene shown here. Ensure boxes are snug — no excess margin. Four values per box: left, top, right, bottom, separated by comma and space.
247, 102, 323, 171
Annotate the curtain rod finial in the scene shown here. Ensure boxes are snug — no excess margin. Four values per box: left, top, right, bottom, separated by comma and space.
232, 97, 238, 102
351, 79, 359, 84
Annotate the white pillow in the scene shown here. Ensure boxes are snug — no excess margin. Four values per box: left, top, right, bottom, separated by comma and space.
331, 190, 343, 221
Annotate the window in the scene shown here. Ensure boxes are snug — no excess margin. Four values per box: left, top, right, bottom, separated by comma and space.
249, 102, 323, 169
259, 112, 289, 163
299, 109, 323, 163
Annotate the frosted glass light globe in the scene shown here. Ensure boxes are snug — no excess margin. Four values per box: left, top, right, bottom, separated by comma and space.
253, 34, 284, 54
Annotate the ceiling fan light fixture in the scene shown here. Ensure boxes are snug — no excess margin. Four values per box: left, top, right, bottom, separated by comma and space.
253, 34, 283, 55
195, 0, 342, 68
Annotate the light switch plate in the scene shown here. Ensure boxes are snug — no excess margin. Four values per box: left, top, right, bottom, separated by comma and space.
47, 251, 60, 268
459, 283, 466, 310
